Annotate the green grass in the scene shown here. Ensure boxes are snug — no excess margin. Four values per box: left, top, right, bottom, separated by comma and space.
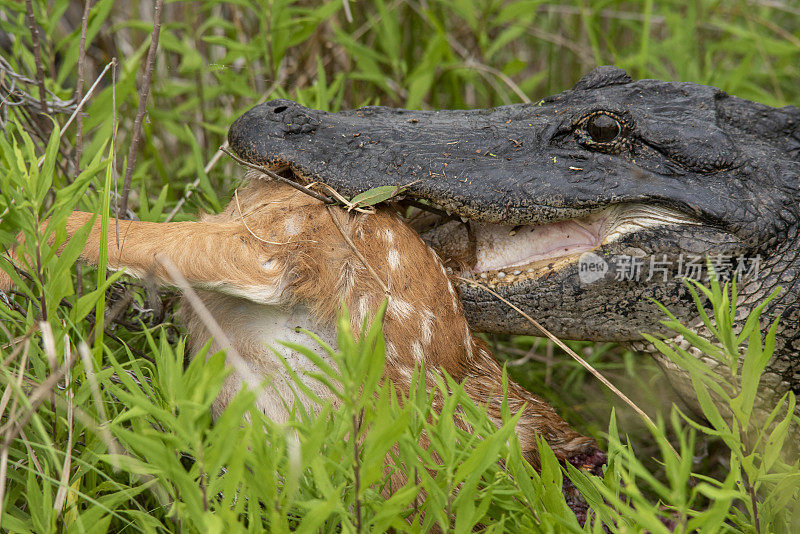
0, 0, 799, 531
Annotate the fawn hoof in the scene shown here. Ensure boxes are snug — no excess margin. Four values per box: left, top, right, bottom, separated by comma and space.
567, 447, 607, 477
562, 445, 607, 525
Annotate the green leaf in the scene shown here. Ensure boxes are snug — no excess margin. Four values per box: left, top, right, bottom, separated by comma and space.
348, 185, 407, 209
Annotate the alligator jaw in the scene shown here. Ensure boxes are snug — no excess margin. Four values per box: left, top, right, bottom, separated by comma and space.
417, 203, 701, 285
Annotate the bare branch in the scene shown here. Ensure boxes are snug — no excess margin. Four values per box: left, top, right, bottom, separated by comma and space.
119, 0, 165, 216
24, 0, 47, 116
73, 0, 94, 179
60, 62, 113, 144
327, 206, 390, 296
164, 142, 228, 222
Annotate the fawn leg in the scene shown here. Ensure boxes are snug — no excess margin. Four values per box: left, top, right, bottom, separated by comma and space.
2, 211, 287, 304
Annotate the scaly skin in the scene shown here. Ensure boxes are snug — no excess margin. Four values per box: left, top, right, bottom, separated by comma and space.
228, 66, 800, 416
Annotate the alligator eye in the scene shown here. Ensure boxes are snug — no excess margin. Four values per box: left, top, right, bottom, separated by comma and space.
586, 114, 621, 143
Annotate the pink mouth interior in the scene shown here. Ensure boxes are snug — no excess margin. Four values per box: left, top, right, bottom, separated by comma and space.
416, 202, 699, 279
474, 217, 605, 272
417, 209, 611, 274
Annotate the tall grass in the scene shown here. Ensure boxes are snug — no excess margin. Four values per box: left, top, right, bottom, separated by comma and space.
0, 0, 798, 531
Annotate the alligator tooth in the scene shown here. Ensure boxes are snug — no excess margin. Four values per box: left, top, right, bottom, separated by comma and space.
513, 270, 521, 275
527, 268, 534, 273
496, 271, 506, 279
480, 273, 487, 279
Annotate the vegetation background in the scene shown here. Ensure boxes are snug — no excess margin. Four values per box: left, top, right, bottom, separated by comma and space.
0, 0, 798, 532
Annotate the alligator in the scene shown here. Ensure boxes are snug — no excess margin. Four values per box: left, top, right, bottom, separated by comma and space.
227, 66, 800, 416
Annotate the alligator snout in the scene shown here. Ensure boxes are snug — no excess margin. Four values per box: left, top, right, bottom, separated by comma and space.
228, 100, 321, 166
262, 99, 320, 134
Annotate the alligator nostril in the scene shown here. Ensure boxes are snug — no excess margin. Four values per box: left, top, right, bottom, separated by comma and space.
273, 105, 288, 114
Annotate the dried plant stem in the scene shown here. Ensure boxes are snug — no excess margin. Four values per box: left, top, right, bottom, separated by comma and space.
0, 339, 31, 521
164, 75, 287, 223
458, 276, 677, 456
111, 58, 119, 243
40, 321, 58, 457
18, 428, 44, 476
77, 342, 121, 468
53, 337, 74, 513
461, 61, 531, 103
156, 256, 262, 386
24, 0, 47, 116
234, 189, 315, 245
73, 0, 93, 179
1, 328, 36, 366
318, 183, 373, 214
222, 147, 335, 205
33, 62, 112, 174
119, 0, 165, 216
63, 61, 112, 143
327, 206, 390, 296
0, 346, 76, 448
342, 0, 354, 23
164, 142, 228, 222
404, 0, 531, 104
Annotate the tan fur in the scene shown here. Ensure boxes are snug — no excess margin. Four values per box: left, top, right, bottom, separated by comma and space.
1, 173, 597, 466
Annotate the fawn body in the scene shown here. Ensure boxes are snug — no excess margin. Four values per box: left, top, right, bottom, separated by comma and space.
1, 173, 601, 469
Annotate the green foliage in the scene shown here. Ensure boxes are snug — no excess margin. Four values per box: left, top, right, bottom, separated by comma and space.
1, 1, 799, 532
563, 273, 800, 533
544, 273, 800, 534
642, 273, 800, 532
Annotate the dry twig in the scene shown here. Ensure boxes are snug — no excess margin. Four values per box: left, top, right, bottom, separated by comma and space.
0, 344, 76, 448
77, 342, 121, 468
0, 338, 31, 521
327, 206, 390, 296
233, 189, 315, 246
24, 0, 47, 116
119, 0, 165, 216
73, 0, 94, 179
458, 276, 677, 457
53, 336, 74, 513
156, 256, 262, 386
221, 147, 335, 204
164, 143, 228, 222
163, 32, 290, 224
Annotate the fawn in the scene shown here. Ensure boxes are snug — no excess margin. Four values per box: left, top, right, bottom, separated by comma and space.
0, 172, 604, 482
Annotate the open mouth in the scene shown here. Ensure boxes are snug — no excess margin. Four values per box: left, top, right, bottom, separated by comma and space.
409, 203, 700, 285
260, 167, 700, 286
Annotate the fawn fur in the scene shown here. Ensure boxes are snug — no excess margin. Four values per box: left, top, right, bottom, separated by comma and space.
1, 172, 601, 469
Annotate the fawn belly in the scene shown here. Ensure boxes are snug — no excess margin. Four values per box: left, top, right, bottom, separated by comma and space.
183, 292, 338, 421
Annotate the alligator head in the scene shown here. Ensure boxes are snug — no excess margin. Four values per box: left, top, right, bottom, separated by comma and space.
228, 66, 800, 402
